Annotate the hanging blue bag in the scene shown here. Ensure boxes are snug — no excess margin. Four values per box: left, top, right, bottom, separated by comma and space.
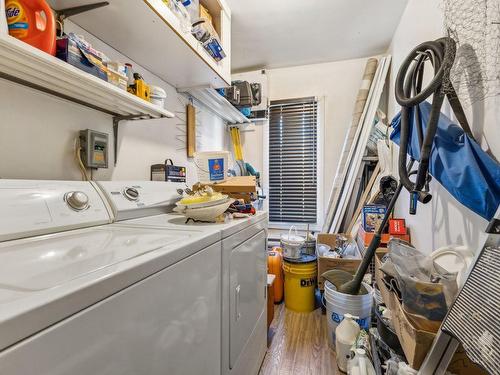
391, 101, 500, 221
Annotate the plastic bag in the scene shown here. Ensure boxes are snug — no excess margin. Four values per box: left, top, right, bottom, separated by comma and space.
380, 239, 458, 324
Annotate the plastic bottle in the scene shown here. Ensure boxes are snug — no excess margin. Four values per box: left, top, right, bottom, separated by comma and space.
1, 0, 8, 34
336, 314, 360, 372
347, 349, 376, 375
125, 63, 135, 87
182, 0, 199, 23
5, 0, 56, 55
397, 363, 418, 375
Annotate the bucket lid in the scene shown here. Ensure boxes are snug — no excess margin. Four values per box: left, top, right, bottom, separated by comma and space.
284, 253, 317, 264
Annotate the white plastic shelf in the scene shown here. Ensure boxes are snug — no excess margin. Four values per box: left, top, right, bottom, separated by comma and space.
0, 34, 174, 120
178, 86, 251, 125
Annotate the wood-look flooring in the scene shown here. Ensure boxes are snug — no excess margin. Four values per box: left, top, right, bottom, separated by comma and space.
259, 304, 340, 375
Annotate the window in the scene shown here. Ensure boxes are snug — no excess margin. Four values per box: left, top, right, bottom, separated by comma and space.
268, 97, 318, 224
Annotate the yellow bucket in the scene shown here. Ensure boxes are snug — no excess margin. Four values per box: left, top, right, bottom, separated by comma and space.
283, 255, 317, 313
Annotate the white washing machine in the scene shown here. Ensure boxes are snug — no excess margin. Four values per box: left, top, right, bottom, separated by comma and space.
0, 180, 223, 375
98, 181, 269, 375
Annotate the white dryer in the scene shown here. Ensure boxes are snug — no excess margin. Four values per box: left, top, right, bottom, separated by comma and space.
0, 180, 223, 375
98, 181, 269, 375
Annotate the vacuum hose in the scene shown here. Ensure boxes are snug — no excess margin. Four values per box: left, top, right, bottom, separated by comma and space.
395, 37, 473, 214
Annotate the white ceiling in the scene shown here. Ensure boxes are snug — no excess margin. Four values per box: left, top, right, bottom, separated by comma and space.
226, 0, 408, 72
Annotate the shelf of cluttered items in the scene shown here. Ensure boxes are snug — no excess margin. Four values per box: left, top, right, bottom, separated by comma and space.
47, 0, 232, 88
178, 85, 253, 125
0, 33, 174, 121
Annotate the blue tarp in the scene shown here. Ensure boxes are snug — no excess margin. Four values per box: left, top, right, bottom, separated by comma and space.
390, 101, 500, 221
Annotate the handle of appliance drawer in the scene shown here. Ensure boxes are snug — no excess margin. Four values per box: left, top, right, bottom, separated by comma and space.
235, 285, 241, 322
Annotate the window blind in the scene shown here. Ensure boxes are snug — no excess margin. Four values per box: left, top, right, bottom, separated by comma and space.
269, 97, 318, 224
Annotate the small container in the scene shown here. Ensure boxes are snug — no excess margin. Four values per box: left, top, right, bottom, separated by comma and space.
106, 62, 128, 91
125, 63, 135, 87
280, 226, 305, 260
150, 86, 167, 107
181, 0, 199, 23
194, 151, 229, 183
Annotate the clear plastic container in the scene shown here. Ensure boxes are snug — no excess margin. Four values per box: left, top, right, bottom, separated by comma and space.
168, 0, 192, 33
182, 0, 199, 23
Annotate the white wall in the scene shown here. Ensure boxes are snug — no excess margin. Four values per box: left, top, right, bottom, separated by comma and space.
237, 58, 372, 228
387, 0, 499, 254
0, 21, 228, 184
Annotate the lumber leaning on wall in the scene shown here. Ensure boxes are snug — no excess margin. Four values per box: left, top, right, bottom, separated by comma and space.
322, 58, 379, 233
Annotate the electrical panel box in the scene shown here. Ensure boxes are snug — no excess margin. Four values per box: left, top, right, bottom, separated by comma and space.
79, 129, 109, 169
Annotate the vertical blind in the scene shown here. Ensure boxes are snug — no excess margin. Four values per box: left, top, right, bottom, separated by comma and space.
269, 97, 318, 223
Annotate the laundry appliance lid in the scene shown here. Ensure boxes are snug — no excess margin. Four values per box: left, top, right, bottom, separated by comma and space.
0, 224, 216, 351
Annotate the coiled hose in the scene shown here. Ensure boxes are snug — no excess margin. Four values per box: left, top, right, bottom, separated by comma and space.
395, 37, 473, 214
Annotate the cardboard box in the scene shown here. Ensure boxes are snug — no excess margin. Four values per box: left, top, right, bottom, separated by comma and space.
358, 226, 411, 247
375, 253, 486, 374
362, 204, 386, 232
56, 35, 107, 81
317, 233, 361, 290
389, 218, 407, 235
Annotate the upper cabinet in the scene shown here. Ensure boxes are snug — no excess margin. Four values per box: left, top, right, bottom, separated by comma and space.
48, 0, 232, 88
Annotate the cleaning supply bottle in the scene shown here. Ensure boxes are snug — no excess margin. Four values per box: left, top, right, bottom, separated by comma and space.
6, 0, 56, 55
335, 314, 360, 372
1, 1, 8, 34
347, 349, 375, 375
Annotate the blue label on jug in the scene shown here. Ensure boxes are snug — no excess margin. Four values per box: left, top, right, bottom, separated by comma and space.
331, 312, 369, 330
208, 158, 224, 181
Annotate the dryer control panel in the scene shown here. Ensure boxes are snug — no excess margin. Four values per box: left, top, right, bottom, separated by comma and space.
0, 180, 111, 242
97, 181, 185, 221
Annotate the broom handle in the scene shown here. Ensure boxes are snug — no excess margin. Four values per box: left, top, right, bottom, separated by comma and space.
350, 159, 415, 290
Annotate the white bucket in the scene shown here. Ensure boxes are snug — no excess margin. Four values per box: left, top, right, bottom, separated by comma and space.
150, 86, 167, 108
324, 281, 373, 349
194, 151, 229, 184
281, 226, 305, 259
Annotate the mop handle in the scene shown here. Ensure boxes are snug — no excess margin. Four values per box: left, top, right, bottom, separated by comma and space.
350, 159, 415, 290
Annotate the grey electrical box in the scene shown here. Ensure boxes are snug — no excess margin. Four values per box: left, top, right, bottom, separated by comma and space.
79, 129, 109, 169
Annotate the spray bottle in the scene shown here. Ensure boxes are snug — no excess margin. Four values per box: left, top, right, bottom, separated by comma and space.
1, 1, 8, 34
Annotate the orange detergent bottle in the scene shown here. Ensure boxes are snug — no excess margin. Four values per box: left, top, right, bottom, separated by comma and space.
6, 0, 56, 55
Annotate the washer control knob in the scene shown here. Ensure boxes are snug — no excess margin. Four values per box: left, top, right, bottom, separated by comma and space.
65, 191, 89, 211
124, 187, 139, 201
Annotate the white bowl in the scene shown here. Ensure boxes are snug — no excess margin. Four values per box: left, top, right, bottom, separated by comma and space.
174, 199, 232, 222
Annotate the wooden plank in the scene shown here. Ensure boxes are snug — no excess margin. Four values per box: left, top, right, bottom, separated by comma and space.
322, 58, 379, 233
346, 163, 381, 234
330, 56, 392, 233
198, 176, 256, 193
186, 103, 196, 158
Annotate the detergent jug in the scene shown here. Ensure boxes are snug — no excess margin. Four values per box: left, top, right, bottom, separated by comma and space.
6, 0, 56, 55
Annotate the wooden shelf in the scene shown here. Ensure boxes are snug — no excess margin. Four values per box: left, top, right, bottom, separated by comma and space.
49, 0, 231, 88
0, 34, 174, 120
178, 86, 251, 125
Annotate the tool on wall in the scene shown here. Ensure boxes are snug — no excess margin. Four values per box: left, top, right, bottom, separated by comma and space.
151, 159, 186, 182
323, 160, 415, 296
395, 37, 473, 215
186, 103, 196, 158
229, 126, 245, 174
224, 81, 262, 108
